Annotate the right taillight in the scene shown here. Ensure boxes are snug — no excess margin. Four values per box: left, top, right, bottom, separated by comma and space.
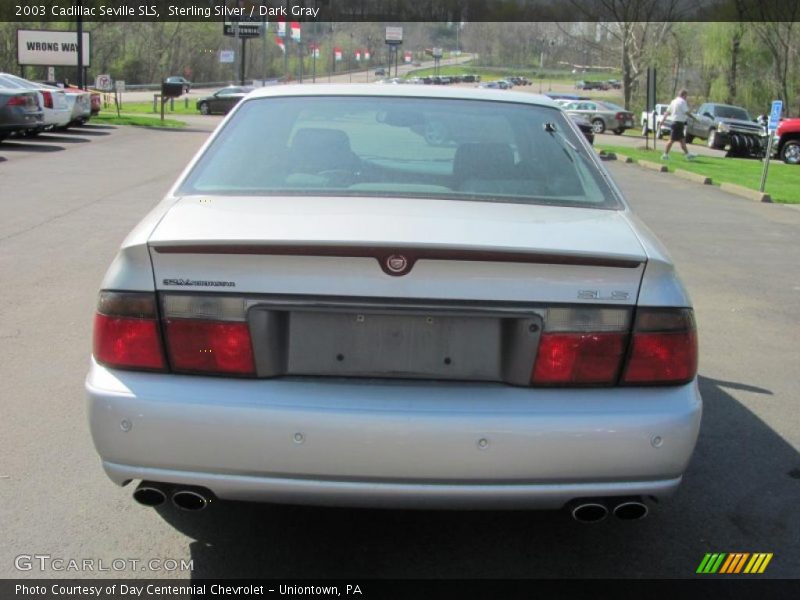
531, 307, 631, 386
41, 90, 53, 109
622, 308, 697, 385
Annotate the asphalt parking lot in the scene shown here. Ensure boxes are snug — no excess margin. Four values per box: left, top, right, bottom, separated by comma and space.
1, 121, 798, 580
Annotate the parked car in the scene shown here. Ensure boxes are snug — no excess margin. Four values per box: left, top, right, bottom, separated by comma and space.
569, 113, 595, 145
0, 87, 43, 142
773, 117, 800, 165
562, 100, 635, 134
575, 80, 608, 91
607, 79, 622, 90
640, 103, 670, 137
374, 67, 386, 77
59, 84, 94, 126
684, 102, 765, 155
196, 86, 254, 115
165, 76, 191, 93
0, 73, 70, 133
87, 84, 701, 519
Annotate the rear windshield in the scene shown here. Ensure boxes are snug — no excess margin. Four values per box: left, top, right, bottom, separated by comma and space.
179, 95, 621, 209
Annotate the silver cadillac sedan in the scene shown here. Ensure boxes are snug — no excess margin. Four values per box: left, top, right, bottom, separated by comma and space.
86, 85, 701, 522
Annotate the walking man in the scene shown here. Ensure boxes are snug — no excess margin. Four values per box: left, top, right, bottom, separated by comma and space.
660, 89, 697, 160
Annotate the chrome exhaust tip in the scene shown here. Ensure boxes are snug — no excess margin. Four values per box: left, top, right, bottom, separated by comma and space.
570, 502, 609, 523
132, 482, 167, 507
613, 500, 649, 520
172, 489, 210, 512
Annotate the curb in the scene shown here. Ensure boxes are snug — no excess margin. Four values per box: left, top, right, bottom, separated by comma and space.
638, 160, 668, 173
615, 153, 633, 163
720, 182, 772, 203
674, 169, 712, 185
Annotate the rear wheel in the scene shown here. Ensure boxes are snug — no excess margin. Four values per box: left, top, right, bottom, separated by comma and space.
613, 128, 624, 135
199, 102, 210, 115
641, 123, 649, 136
591, 118, 606, 134
781, 140, 800, 165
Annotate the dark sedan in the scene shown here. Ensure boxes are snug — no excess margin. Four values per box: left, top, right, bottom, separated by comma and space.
197, 86, 254, 115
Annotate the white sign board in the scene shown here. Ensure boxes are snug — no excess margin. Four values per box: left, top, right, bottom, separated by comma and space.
115, 80, 126, 93
95, 74, 112, 91
17, 30, 91, 67
385, 26, 403, 44
219, 50, 235, 64
47, 66, 55, 81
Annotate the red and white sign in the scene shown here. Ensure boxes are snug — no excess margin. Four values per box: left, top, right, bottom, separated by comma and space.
310, 44, 320, 58
404, 51, 412, 63
275, 37, 285, 53
334, 47, 342, 62
355, 50, 361, 62
290, 22, 301, 42
276, 19, 285, 37
364, 50, 371, 60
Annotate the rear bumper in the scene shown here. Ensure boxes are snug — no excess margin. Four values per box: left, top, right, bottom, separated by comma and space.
86, 360, 702, 509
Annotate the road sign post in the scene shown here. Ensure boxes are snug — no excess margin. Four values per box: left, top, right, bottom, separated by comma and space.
646, 67, 656, 151
760, 100, 782, 193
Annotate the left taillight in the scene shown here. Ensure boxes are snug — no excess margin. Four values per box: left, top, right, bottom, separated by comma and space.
93, 291, 167, 371
161, 294, 256, 377
41, 90, 53, 109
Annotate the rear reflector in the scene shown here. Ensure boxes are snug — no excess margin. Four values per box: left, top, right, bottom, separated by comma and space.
93, 311, 166, 371
165, 319, 255, 376
532, 332, 627, 385
622, 308, 697, 385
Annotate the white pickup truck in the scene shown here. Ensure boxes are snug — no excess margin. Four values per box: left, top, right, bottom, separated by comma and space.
640, 104, 670, 136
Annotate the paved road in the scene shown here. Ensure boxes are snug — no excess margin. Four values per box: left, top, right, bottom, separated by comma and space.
1, 123, 798, 580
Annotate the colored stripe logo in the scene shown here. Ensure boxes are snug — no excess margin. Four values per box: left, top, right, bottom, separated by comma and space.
697, 553, 773, 574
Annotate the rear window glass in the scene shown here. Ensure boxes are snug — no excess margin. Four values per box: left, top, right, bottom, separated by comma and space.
179, 95, 621, 209
714, 105, 751, 120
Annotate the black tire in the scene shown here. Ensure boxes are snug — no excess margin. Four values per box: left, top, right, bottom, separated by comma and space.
781, 139, 800, 165
613, 128, 624, 135
0, 132, 7, 143
641, 123, 649, 137
591, 118, 606, 134
708, 128, 724, 149
199, 102, 210, 116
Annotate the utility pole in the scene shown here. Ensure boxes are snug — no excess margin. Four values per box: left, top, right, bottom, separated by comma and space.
76, 0, 84, 88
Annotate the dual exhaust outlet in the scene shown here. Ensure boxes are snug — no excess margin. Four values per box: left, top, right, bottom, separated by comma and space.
134, 482, 648, 520
132, 481, 212, 512
569, 497, 649, 522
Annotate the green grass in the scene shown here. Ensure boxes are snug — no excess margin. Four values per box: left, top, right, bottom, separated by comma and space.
407, 63, 619, 84
597, 144, 800, 204
105, 99, 198, 115
94, 112, 186, 128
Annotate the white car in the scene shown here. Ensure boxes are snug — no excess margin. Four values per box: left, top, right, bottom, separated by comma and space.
0, 73, 71, 132
87, 85, 701, 521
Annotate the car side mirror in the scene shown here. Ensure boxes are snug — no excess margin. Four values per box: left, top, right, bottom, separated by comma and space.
703, 112, 713, 118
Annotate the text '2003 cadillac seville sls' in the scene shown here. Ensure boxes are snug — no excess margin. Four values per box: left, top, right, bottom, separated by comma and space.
86, 85, 701, 522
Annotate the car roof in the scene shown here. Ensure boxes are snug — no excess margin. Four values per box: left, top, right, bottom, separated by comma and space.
245, 83, 559, 108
